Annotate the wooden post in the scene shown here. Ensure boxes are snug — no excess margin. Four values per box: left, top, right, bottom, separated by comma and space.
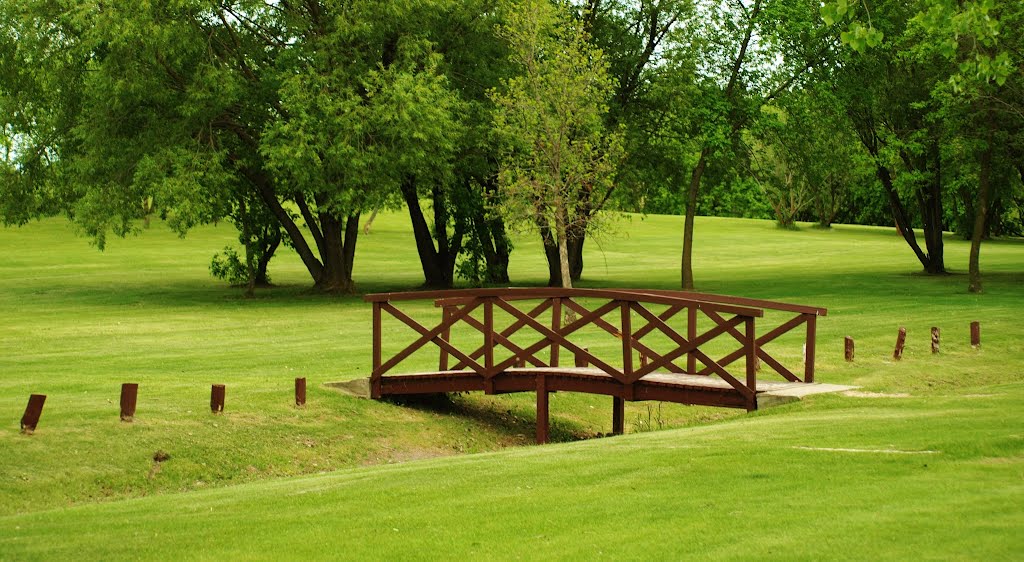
210, 384, 225, 413
439, 306, 452, 371
575, 347, 589, 368
893, 328, 907, 361
687, 306, 697, 373
535, 375, 549, 445
372, 301, 382, 399
295, 377, 306, 407
120, 383, 138, 422
804, 314, 817, 383
621, 302, 633, 378
484, 298, 494, 376
745, 317, 757, 396
20, 394, 46, 433
931, 327, 940, 354
550, 298, 561, 367
971, 321, 981, 348
844, 336, 855, 362
612, 396, 625, 436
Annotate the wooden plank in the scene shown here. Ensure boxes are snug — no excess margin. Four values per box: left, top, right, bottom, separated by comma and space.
612, 396, 625, 435
536, 375, 549, 444
368, 288, 764, 318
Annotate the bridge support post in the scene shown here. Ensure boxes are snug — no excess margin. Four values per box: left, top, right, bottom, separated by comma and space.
612, 396, 625, 435
536, 375, 549, 444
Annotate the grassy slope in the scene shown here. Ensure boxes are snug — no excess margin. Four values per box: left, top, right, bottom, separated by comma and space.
1, 213, 1022, 559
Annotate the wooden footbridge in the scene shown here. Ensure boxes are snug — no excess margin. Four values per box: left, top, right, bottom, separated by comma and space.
365, 288, 828, 443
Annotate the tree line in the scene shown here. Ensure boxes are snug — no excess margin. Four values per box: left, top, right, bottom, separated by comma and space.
2, 0, 1020, 294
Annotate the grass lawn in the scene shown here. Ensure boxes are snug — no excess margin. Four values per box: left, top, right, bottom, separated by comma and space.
0, 211, 1022, 559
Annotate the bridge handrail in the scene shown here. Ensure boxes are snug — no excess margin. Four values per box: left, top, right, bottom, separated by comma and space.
624, 289, 827, 317
365, 287, 762, 318
367, 288, 762, 402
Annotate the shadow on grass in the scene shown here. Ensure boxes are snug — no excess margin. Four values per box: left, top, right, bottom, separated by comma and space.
383, 392, 597, 445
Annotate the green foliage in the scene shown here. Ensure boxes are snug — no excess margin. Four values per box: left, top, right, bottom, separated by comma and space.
491, 0, 624, 285
209, 246, 250, 285
821, 0, 885, 52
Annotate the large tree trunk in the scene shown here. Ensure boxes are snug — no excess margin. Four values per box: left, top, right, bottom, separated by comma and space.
400, 177, 463, 289
246, 168, 325, 283
255, 229, 280, 286
969, 135, 994, 293
681, 148, 709, 290
917, 146, 946, 274
315, 212, 359, 293
876, 164, 938, 272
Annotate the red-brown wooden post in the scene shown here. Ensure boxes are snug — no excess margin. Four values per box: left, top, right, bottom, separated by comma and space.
20, 394, 46, 433
550, 298, 561, 367
295, 377, 306, 407
210, 384, 225, 413
372, 301, 382, 399
621, 302, 633, 379
535, 375, 549, 444
575, 347, 589, 368
484, 298, 494, 376
612, 396, 625, 436
439, 306, 452, 371
745, 317, 757, 397
687, 306, 697, 373
971, 321, 981, 348
931, 327, 940, 354
120, 383, 138, 422
844, 336, 855, 362
893, 327, 907, 361
804, 314, 817, 383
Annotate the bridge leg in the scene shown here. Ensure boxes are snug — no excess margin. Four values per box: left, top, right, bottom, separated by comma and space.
536, 375, 549, 444
612, 396, 625, 435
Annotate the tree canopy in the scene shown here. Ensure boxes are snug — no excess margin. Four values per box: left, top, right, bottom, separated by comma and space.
1, 0, 1020, 293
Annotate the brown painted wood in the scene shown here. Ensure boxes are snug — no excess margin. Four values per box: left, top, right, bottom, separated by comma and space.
612, 396, 624, 435
20, 394, 46, 433
210, 384, 225, 413
550, 298, 561, 367
621, 302, 633, 377
295, 377, 306, 407
845, 336, 855, 362
931, 327, 940, 354
372, 288, 765, 318
804, 314, 817, 383
452, 300, 552, 370
366, 288, 821, 420
745, 317, 757, 398
439, 306, 452, 371
575, 348, 589, 368
894, 327, 907, 361
536, 375, 549, 444
372, 302, 382, 399
628, 289, 827, 316
971, 321, 980, 348
484, 298, 494, 375
687, 306, 698, 373
120, 383, 138, 422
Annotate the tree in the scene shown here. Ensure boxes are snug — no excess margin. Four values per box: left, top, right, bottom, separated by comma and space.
0, 0, 459, 293
673, 0, 831, 288
491, 0, 624, 288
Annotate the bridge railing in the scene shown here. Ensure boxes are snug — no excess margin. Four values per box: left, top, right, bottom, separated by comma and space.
628, 290, 827, 383
364, 288, 767, 401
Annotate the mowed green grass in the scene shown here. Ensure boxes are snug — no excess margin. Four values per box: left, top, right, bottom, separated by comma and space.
1, 212, 1023, 559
